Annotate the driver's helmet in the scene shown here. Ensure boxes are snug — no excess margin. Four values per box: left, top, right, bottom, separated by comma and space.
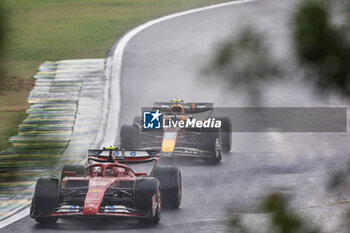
91, 167, 102, 177
171, 104, 185, 114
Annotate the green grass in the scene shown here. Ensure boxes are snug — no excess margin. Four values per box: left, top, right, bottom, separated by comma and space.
0, 111, 27, 151
0, 0, 230, 151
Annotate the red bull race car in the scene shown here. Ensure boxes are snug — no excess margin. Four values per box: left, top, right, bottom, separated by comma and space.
120, 99, 232, 164
30, 147, 181, 225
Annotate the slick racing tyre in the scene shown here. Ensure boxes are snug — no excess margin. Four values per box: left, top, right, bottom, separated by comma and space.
151, 166, 182, 209
216, 116, 232, 153
120, 125, 140, 150
135, 178, 161, 225
30, 178, 59, 224
60, 165, 86, 180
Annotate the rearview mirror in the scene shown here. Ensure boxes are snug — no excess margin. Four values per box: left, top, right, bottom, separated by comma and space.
63, 171, 76, 176
134, 172, 147, 176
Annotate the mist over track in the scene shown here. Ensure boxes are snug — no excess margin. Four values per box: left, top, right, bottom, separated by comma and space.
4, 0, 350, 232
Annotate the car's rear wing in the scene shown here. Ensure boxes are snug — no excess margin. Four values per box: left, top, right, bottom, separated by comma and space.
153, 102, 213, 114
88, 147, 160, 164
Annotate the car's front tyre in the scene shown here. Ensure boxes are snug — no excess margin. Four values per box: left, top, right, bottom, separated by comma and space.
216, 116, 232, 153
135, 178, 161, 225
201, 128, 222, 164
30, 178, 59, 224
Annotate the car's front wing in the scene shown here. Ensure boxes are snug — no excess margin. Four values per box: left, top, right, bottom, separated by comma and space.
31, 205, 152, 219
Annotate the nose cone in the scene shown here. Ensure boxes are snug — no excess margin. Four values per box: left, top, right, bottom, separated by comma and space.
83, 188, 103, 215
162, 132, 177, 152
83, 204, 99, 215
162, 139, 176, 152
83, 179, 113, 215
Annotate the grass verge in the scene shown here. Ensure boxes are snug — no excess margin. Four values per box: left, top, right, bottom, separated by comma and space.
0, 0, 231, 151
0, 111, 27, 150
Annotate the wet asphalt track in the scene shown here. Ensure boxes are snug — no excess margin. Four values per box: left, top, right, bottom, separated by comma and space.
4, 0, 350, 232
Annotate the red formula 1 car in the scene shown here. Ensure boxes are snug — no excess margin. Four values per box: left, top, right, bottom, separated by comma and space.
30, 147, 182, 225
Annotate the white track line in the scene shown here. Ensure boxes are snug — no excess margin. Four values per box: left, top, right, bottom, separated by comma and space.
0, 0, 256, 229
0, 207, 30, 229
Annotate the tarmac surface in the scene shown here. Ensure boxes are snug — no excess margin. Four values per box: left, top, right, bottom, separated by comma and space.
4, 0, 349, 232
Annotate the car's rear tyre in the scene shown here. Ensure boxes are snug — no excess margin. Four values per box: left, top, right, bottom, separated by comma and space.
133, 116, 142, 127
216, 116, 232, 153
30, 178, 59, 224
60, 165, 86, 180
151, 166, 182, 209
120, 125, 140, 150
135, 178, 160, 225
